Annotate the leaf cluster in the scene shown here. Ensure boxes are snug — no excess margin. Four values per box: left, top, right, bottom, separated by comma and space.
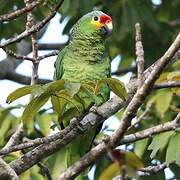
6, 78, 127, 125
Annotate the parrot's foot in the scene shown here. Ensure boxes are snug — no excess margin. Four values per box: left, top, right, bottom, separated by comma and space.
89, 105, 98, 113
102, 134, 110, 143
70, 118, 84, 133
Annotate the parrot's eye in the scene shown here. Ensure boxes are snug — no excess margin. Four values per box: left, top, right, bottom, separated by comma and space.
106, 20, 110, 23
93, 16, 99, 21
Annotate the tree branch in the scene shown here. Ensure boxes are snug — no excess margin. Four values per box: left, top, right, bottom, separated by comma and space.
0, 0, 42, 22
57, 32, 180, 179
37, 162, 53, 180
2, 47, 34, 61
111, 66, 136, 76
25, 0, 39, 86
0, 112, 179, 157
3, 71, 51, 85
0, 33, 179, 179
154, 81, 180, 89
0, 0, 64, 47
38, 50, 59, 60
139, 162, 169, 176
38, 43, 66, 50
135, 23, 144, 88
0, 157, 19, 180
127, 101, 154, 131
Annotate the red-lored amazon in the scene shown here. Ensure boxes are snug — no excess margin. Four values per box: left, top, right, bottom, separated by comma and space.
54, 10, 113, 178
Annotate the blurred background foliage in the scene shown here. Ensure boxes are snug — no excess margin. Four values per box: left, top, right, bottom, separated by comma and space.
0, 0, 180, 179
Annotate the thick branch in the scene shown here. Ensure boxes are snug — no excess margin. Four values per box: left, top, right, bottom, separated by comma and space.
4, 71, 51, 85
0, 157, 18, 180
127, 101, 154, 131
0, 33, 180, 179
38, 43, 66, 50
1, 112, 179, 156
57, 32, 180, 179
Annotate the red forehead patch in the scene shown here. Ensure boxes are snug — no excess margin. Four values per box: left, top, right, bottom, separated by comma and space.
100, 14, 112, 24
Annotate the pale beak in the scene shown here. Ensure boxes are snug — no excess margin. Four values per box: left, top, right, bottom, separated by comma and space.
101, 21, 113, 36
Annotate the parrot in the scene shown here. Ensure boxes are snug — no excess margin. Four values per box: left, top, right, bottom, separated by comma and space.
54, 10, 113, 178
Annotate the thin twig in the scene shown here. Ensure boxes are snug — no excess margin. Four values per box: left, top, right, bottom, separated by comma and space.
38, 50, 60, 60
0, 157, 19, 180
154, 81, 180, 89
111, 66, 137, 76
0, 0, 42, 22
38, 162, 53, 180
135, 23, 144, 88
0, 0, 65, 47
139, 162, 169, 176
2, 48, 60, 62
2, 47, 34, 61
127, 101, 154, 131
24, 0, 39, 101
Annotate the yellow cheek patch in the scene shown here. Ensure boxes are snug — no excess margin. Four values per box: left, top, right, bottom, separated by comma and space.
91, 20, 104, 28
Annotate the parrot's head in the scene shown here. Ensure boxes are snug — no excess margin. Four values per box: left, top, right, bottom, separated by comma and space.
71, 11, 113, 40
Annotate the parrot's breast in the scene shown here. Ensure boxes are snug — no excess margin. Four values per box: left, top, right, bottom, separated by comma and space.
62, 40, 110, 83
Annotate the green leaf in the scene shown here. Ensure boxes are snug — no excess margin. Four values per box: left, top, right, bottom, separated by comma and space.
0, 105, 22, 121
35, 114, 51, 136
99, 149, 144, 180
51, 90, 68, 114
155, 71, 180, 84
6, 85, 40, 104
64, 82, 81, 97
0, 117, 11, 145
134, 138, 149, 158
94, 155, 111, 180
41, 79, 65, 96
148, 131, 174, 159
125, 151, 144, 170
22, 80, 66, 124
110, 150, 144, 169
22, 95, 49, 124
31, 82, 52, 97
166, 131, 180, 166
50, 148, 66, 179
81, 84, 100, 105
20, 170, 30, 180
155, 89, 173, 117
155, 72, 170, 84
167, 71, 180, 81
95, 78, 127, 100
170, 163, 180, 179
98, 162, 120, 180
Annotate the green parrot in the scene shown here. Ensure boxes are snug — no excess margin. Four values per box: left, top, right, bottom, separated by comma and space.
54, 10, 113, 177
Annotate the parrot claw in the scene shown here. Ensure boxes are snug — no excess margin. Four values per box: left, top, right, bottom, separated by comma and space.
89, 106, 98, 113
70, 118, 84, 134
102, 134, 110, 143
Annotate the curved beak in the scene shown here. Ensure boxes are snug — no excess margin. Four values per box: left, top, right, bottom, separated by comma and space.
101, 21, 113, 36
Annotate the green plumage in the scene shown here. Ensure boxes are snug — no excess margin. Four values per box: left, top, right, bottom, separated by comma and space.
54, 11, 112, 178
